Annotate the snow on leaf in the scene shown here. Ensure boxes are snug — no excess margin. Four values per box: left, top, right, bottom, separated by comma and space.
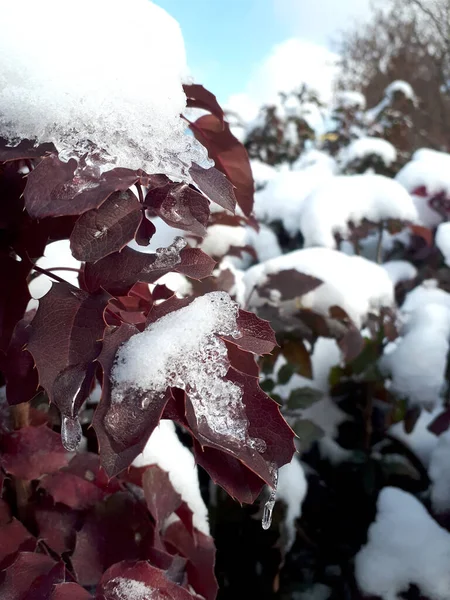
257, 269, 322, 302
0, 425, 69, 480
0, 137, 56, 162
223, 309, 277, 355
188, 114, 254, 216
70, 189, 142, 262
27, 282, 108, 424
24, 155, 140, 219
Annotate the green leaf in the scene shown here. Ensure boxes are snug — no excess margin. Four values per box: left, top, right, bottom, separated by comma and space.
260, 378, 275, 393
281, 338, 312, 378
292, 419, 324, 451
278, 363, 295, 385
287, 387, 323, 410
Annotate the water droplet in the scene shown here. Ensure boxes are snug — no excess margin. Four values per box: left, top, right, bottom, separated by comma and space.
61, 416, 82, 451
262, 469, 278, 530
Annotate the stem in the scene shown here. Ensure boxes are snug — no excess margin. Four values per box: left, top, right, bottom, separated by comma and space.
46, 267, 80, 274
32, 263, 77, 287
376, 223, 384, 264
10, 404, 32, 521
135, 183, 144, 204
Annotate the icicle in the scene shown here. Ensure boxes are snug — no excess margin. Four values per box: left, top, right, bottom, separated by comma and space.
262, 469, 278, 530
61, 415, 82, 451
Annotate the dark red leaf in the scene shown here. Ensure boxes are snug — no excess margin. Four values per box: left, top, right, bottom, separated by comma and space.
183, 83, 224, 124
188, 114, 254, 216
258, 269, 322, 301
134, 215, 156, 246
145, 182, 210, 236
70, 189, 142, 262
189, 163, 236, 213
0, 425, 69, 480
0, 138, 56, 162
71, 492, 154, 587
223, 309, 277, 355
428, 408, 450, 435
51, 583, 92, 600
24, 155, 139, 218
225, 341, 259, 377
0, 519, 36, 569
99, 560, 197, 600
142, 466, 182, 526
39, 471, 105, 510
0, 255, 31, 352
1, 314, 39, 406
280, 338, 313, 379
24, 561, 67, 600
27, 283, 108, 420
34, 500, 78, 555
0, 552, 56, 600
84, 243, 215, 295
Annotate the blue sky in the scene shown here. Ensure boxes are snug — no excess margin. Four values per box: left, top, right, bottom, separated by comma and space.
157, 0, 372, 105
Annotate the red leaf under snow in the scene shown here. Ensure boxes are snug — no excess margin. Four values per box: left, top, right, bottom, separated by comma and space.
188, 114, 254, 217
27, 283, 108, 420
71, 492, 154, 587
142, 465, 182, 526
189, 163, 236, 213
183, 83, 224, 124
257, 269, 322, 301
93, 325, 172, 478
99, 560, 198, 600
0, 552, 56, 600
0, 425, 69, 480
164, 520, 218, 600
84, 243, 215, 295
145, 182, 210, 236
0, 254, 31, 352
1, 314, 39, 406
70, 189, 142, 262
39, 471, 105, 510
0, 138, 56, 162
0, 518, 36, 568
24, 155, 140, 218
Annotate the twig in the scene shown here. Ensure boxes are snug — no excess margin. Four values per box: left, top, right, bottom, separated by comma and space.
376, 223, 384, 264
10, 404, 32, 521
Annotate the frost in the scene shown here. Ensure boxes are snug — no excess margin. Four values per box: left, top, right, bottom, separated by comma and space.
0, 0, 208, 178
107, 577, 156, 600
133, 420, 209, 535
299, 174, 417, 249
112, 292, 259, 449
355, 487, 450, 600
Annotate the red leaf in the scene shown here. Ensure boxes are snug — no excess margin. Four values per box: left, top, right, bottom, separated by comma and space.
0, 552, 56, 600
93, 325, 171, 477
142, 466, 182, 526
24, 155, 139, 218
0, 425, 69, 480
188, 114, 254, 216
39, 471, 105, 510
134, 216, 156, 247
27, 283, 108, 421
189, 163, 236, 213
410, 224, 433, 246
84, 243, 215, 295
99, 560, 198, 600
225, 340, 259, 377
0, 518, 36, 568
0, 138, 56, 162
145, 182, 210, 236
1, 314, 39, 406
34, 500, 78, 555
0, 255, 31, 352
428, 408, 450, 435
223, 309, 277, 355
70, 189, 142, 262
183, 83, 224, 124
51, 583, 92, 600
257, 269, 322, 301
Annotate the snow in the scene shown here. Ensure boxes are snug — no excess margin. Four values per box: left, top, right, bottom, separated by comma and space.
381, 303, 450, 409
0, 0, 208, 178
389, 404, 441, 467
338, 137, 397, 169
429, 431, 450, 514
107, 577, 155, 600
299, 175, 417, 249
200, 225, 247, 258
382, 260, 417, 286
243, 247, 394, 328
355, 487, 450, 600
292, 149, 338, 175
250, 159, 277, 188
245, 224, 282, 264
334, 90, 366, 110
436, 222, 450, 266
277, 455, 308, 551
112, 292, 263, 451
133, 420, 209, 535
385, 80, 416, 102
402, 280, 450, 313
27, 240, 81, 311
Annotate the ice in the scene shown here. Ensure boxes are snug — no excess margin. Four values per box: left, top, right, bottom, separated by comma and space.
61, 416, 82, 452
355, 487, 450, 600
0, 0, 208, 178
262, 468, 278, 530
107, 578, 155, 600
112, 292, 260, 449
299, 174, 418, 249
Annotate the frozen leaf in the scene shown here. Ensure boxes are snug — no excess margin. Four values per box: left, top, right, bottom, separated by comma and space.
0, 255, 30, 352
224, 309, 277, 355
189, 163, 236, 213
27, 282, 108, 424
24, 155, 139, 218
0, 425, 69, 480
183, 83, 224, 123
70, 189, 142, 262
0, 137, 56, 162
189, 114, 254, 216
145, 181, 210, 236
39, 471, 105, 510
84, 243, 215, 295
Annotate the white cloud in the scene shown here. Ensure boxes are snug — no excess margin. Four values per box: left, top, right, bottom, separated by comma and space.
226, 37, 338, 124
